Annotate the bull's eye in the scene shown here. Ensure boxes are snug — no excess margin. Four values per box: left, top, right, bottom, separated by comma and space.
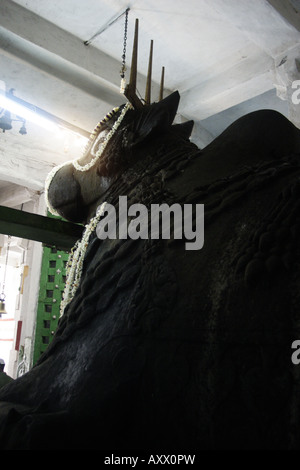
90, 128, 110, 157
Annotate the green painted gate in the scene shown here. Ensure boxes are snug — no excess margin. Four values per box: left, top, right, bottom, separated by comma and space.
33, 245, 69, 365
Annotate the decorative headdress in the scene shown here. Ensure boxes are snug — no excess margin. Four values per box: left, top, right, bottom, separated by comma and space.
75, 14, 166, 172
122, 18, 165, 109
45, 15, 166, 212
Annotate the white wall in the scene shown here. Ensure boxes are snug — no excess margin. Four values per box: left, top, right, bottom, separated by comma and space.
0, 194, 46, 378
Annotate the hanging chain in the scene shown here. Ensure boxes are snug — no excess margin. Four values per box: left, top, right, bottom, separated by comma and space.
120, 8, 129, 78
120, 8, 129, 93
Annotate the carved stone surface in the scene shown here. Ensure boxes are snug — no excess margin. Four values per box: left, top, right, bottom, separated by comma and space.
1, 92, 300, 449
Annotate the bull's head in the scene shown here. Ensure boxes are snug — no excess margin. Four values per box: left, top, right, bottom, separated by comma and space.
45, 19, 194, 224
45, 90, 195, 224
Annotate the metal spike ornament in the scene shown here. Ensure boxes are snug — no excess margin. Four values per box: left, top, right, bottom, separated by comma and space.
159, 66, 165, 101
145, 40, 153, 105
122, 17, 165, 108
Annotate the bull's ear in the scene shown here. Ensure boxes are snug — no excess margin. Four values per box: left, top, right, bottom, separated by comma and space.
129, 91, 180, 147
172, 120, 194, 140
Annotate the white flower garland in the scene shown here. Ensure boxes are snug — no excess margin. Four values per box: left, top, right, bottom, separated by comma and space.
73, 102, 132, 172
44, 102, 132, 215
59, 202, 107, 317
44, 102, 132, 315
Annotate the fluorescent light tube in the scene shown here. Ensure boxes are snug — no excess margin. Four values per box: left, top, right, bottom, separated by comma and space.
0, 93, 58, 131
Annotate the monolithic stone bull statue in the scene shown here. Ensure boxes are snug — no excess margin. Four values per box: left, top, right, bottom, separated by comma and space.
1, 90, 300, 450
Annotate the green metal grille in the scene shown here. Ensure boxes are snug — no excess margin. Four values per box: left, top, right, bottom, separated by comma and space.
33, 245, 69, 365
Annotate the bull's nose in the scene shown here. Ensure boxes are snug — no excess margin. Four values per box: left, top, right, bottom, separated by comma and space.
46, 163, 86, 223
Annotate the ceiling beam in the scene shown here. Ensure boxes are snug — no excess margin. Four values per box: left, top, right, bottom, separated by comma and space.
0, 0, 121, 91
211, 0, 300, 58
177, 0, 300, 120
267, 0, 300, 34
0, 0, 164, 105
182, 72, 274, 121
180, 53, 275, 120
0, 27, 122, 112
0, 205, 83, 251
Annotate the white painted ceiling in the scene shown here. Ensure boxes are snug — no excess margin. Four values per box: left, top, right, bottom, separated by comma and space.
0, 0, 300, 209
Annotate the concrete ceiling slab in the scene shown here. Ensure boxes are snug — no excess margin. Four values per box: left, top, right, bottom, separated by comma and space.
0, 0, 299, 192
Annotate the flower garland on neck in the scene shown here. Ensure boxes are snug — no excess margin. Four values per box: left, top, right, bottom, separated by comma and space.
73, 102, 132, 172
59, 201, 107, 317
44, 102, 132, 216
44, 102, 132, 316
